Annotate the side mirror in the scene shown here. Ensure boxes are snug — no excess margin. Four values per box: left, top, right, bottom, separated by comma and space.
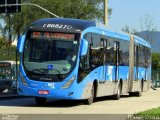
17, 35, 26, 53
80, 39, 88, 56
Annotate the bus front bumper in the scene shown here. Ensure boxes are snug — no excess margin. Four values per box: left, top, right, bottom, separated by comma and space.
17, 81, 88, 100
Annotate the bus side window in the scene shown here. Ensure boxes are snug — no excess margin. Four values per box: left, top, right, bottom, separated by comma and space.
90, 34, 103, 67
144, 48, 151, 68
106, 38, 114, 65
119, 40, 129, 66
138, 45, 144, 67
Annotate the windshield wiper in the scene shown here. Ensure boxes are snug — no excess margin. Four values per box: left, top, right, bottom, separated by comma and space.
29, 68, 49, 77
29, 68, 63, 80
52, 69, 63, 79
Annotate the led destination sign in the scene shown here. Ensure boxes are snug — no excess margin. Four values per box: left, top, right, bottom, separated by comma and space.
0, 63, 11, 67
43, 24, 72, 30
31, 32, 75, 40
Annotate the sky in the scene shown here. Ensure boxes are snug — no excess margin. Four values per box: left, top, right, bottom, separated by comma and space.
108, 0, 160, 31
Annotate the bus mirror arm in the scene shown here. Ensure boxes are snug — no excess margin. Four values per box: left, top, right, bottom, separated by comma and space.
80, 39, 88, 56
17, 35, 26, 53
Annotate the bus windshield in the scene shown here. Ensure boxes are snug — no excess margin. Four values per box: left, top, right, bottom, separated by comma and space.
23, 32, 80, 77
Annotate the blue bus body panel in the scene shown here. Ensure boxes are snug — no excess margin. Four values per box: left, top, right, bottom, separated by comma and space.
118, 66, 129, 81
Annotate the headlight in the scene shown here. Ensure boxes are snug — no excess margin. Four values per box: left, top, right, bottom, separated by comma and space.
19, 72, 28, 86
61, 75, 76, 89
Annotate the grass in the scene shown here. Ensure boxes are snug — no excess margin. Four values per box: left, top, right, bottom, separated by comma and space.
128, 107, 160, 120
138, 107, 160, 114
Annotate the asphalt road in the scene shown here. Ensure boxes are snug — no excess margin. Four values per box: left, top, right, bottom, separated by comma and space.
0, 88, 160, 120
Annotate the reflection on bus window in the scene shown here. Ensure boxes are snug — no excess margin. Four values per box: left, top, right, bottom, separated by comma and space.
0, 61, 18, 80
0, 69, 12, 79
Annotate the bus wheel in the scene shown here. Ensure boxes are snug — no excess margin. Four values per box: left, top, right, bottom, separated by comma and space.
113, 84, 121, 100
35, 97, 47, 105
84, 85, 94, 105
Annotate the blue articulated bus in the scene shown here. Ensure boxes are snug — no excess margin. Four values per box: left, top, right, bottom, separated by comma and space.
17, 18, 151, 105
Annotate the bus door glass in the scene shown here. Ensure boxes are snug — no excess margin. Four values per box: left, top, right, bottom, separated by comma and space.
90, 34, 104, 82
134, 45, 138, 80
114, 41, 120, 82
100, 38, 107, 83
105, 38, 114, 82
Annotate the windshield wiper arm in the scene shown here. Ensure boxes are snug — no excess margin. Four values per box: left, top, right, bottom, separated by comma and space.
52, 69, 63, 79
29, 68, 49, 77
29, 68, 63, 80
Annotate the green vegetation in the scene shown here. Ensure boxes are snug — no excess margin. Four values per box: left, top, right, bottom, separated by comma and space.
128, 108, 160, 120
138, 107, 160, 114
152, 53, 160, 70
0, 0, 112, 61
0, 0, 112, 38
152, 53, 160, 86
0, 37, 16, 61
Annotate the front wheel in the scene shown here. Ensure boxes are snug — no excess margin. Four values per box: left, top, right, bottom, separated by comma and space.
84, 85, 94, 105
35, 97, 47, 105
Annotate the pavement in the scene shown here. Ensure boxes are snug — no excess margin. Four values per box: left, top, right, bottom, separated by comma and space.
0, 88, 159, 120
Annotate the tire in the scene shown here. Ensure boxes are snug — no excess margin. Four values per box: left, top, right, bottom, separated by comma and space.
84, 85, 94, 105
35, 97, 47, 105
113, 84, 121, 100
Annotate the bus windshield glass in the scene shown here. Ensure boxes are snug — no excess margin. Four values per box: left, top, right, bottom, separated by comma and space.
23, 31, 80, 77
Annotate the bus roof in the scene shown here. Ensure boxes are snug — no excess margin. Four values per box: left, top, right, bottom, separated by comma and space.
96, 23, 151, 48
28, 18, 151, 48
28, 18, 96, 33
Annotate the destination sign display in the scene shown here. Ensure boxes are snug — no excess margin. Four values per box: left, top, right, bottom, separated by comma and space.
43, 24, 72, 30
31, 32, 75, 40
0, 63, 11, 67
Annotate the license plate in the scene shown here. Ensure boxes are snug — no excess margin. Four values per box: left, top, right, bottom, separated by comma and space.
38, 90, 49, 95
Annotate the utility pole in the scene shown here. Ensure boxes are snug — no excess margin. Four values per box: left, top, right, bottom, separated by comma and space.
104, 0, 108, 26
8, 14, 11, 59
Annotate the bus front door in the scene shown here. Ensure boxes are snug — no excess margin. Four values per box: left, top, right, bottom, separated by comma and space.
113, 41, 120, 92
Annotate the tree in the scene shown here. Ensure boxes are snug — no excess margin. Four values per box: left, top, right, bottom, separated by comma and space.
122, 15, 157, 46
121, 25, 139, 36
152, 53, 160, 70
0, 0, 112, 60
1, 0, 112, 38
139, 15, 157, 44
0, 37, 16, 60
